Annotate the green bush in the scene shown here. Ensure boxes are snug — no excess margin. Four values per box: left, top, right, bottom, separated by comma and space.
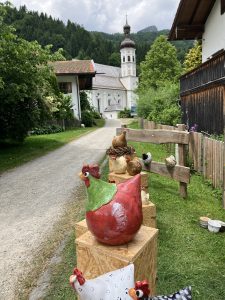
91, 110, 101, 119
137, 82, 181, 126
118, 108, 131, 118
81, 110, 94, 127
30, 124, 63, 135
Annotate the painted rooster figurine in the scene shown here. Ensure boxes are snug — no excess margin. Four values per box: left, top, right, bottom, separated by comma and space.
79, 164, 143, 245
129, 280, 192, 300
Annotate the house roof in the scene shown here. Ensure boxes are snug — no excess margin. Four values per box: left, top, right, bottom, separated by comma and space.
51, 60, 95, 75
95, 63, 121, 77
93, 75, 126, 90
168, 0, 216, 40
93, 63, 126, 90
51, 59, 95, 90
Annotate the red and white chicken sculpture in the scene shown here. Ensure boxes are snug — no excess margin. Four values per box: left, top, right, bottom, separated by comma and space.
79, 164, 142, 245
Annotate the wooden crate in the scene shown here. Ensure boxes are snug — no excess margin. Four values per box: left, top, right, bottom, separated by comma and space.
142, 202, 156, 228
108, 171, 149, 188
76, 225, 158, 296
75, 219, 88, 238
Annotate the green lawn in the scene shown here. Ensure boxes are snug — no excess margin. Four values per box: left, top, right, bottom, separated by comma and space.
0, 121, 104, 173
130, 142, 225, 299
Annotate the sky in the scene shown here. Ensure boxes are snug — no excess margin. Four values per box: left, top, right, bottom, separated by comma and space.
9, 0, 180, 33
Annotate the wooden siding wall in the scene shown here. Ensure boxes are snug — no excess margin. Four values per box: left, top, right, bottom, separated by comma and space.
180, 50, 225, 94
181, 86, 224, 134
140, 119, 224, 190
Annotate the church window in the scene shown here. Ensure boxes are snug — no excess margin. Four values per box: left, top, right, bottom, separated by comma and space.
133, 56, 135, 62
221, 0, 225, 14
128, 56, 131, 62
108, 99, 111, 106
123, 56, 125, 62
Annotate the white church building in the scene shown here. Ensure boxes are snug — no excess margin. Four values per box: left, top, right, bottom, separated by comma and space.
89, 20, 138, 119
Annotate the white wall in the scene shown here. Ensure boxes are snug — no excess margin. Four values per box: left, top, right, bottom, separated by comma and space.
104, 111, 118, 119
202, 0, 225, 62
90, 89, 127, 115
57, 75, 81, 119
120, 77, 138, 109
120, 47, 136, 77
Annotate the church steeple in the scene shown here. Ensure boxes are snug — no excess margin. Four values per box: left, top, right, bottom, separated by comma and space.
120, 17, 136, 77
120, 17, 135, 49
123, 15, 131, 37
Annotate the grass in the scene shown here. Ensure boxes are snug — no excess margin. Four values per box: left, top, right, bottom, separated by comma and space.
0, 121, 105, 174
129, 140, 225, 299
126, 120, 139, 129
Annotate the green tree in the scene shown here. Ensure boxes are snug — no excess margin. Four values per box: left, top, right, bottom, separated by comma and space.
137, 82, 181, 125
138, 35, 182, 90
80, 91, 91, 111
183, 40, 202, 73
108, 52, 120, 66
0, 3, 65, 141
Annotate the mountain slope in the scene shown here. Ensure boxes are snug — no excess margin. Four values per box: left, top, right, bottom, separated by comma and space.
3, 4, 193, 66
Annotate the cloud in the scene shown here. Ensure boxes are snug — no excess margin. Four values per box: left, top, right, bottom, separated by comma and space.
9, 0, 180, 33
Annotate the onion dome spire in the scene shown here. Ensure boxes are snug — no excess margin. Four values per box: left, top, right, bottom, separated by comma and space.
120, 16, 135, 49
123, 14, 131, 37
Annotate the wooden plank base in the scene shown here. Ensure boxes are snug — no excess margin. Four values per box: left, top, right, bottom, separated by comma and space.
75, 219, 88, 238
76, 226, 158, 296
142, 202, 157, 228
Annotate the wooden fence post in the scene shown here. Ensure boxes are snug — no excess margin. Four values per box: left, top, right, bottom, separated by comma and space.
138, 118, 144, 129
177, 124, 187, 198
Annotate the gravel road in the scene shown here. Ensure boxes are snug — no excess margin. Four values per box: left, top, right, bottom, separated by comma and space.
0, 119, 120, 299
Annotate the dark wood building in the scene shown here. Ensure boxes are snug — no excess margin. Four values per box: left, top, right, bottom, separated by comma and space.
169, 0, 225, 134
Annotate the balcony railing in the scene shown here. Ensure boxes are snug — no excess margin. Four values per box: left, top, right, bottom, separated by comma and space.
180, 50, 225, 95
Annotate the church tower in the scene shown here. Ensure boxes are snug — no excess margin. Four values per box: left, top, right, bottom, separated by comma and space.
120, 18, 136, 77
120, 18, 138, 113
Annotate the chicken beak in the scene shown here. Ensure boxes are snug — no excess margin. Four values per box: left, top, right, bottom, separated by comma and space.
128, 288, 137, 300
79, 172, 85, 180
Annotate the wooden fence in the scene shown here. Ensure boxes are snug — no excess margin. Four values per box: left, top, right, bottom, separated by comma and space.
119, 123, 190, 198
139, 119, 224, 191
189, 132, 224, 189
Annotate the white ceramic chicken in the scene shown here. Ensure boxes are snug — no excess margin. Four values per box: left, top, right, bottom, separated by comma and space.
70, 264, 134, 300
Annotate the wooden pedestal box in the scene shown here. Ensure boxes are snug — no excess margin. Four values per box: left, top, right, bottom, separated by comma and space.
76, 226, 158, 296
75, 219, 88, 238
142, 202, 157, 228
108, 171, 149, 188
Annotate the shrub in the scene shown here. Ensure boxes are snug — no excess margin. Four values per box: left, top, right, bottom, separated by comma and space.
30, 124, 63, 135
137, 82, 181, 126
91, 110, 101, 119
118, 108, 131, 118
81, 110, 94, 127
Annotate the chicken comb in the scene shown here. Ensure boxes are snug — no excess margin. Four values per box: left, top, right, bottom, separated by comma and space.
73, 268, 85, 285
82, 164, 100, 179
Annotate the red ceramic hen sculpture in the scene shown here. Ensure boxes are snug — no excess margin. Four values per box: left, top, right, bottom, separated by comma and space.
79, 164, 142, 245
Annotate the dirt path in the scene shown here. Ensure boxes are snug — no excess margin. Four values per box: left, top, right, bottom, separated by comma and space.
0, 119, 120, 299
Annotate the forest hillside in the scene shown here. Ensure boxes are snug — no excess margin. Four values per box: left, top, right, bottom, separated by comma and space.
4, 4, 193, 67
